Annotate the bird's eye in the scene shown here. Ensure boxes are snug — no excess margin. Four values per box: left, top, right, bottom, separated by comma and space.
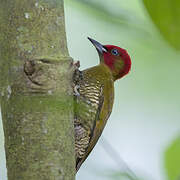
111, 49, 119, 56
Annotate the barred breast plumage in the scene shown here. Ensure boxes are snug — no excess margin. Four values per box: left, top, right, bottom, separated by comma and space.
74, 64, 114, 171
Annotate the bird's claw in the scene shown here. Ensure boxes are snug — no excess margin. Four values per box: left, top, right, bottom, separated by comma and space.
74, 85, 80, 96
73, 61, 80, 68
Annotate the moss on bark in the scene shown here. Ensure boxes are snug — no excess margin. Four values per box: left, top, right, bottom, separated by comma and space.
0, 0, 75, 179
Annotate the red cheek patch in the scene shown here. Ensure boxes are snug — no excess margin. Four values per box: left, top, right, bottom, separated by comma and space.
103, 53, 115, 70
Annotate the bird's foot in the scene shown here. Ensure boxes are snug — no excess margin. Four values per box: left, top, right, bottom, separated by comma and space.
73, 84, 80, 96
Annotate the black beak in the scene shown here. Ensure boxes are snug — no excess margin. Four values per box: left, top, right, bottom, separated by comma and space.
88, 37, 107, 54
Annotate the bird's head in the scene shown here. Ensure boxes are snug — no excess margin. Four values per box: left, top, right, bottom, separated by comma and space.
88, 37, 131, 81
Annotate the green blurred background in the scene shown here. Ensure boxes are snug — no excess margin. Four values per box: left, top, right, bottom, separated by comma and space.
0, 0, 180, 179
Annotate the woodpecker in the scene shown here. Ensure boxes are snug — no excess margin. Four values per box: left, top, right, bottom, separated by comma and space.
74, 37, 131, 172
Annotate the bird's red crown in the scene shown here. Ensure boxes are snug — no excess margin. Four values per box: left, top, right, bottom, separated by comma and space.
103, 45, 131, 80
88, 37, 131, 80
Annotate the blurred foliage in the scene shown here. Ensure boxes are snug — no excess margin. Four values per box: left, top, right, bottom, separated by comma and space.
99, 169, 146, 180
100, 137, 141, 180
67, 0, 180, 50
165, 136, 180, 180
143, 0, 180, 50
108, 171, 142, 180
66, 0, 150, 36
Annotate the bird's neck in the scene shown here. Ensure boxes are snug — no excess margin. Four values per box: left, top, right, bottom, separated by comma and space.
100, 62, 124, 81
83, 64, 114, 82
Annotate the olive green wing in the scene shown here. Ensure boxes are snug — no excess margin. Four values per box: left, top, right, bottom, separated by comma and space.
76, 86, 104, 171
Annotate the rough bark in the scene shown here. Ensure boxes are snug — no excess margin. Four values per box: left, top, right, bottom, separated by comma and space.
0, 0, 75, 179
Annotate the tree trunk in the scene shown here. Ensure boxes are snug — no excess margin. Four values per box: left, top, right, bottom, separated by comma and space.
0, 0, 75, 179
